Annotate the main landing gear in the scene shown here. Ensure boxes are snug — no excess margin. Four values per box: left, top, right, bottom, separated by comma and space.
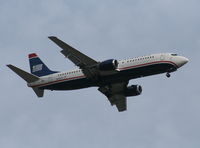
166, 72, 171, 78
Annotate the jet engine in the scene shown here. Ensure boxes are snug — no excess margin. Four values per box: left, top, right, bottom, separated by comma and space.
124, 85, 142, 97
98, 59, 118, 71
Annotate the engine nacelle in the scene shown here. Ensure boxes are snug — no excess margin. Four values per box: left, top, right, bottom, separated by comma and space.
98, 59, 118, 71
124, 85, 142, 97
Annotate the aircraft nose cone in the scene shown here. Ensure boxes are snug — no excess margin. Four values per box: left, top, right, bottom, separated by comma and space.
177, 56, 189, 67
182, 57, 189, 64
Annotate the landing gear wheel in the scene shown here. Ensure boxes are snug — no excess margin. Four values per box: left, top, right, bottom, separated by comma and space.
166, 72, 171, 78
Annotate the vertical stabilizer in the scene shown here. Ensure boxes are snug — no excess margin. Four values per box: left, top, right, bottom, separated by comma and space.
29, 53, 57, 77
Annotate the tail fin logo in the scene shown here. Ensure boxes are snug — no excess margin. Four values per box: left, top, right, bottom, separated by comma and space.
32, 64, 43, 72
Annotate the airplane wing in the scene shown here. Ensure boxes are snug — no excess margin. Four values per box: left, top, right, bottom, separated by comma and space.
98, 82, 128, 112
48, 36, 98, 68
111, 94, 127, 112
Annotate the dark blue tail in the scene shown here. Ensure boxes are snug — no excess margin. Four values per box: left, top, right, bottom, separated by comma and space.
29, 53, 57, 77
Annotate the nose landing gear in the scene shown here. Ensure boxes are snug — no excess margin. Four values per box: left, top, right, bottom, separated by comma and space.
166, 72, 171, 78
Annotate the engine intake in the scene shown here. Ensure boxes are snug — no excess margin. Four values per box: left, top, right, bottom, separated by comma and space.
98, 59, 118, 71
124, 85, 142, 97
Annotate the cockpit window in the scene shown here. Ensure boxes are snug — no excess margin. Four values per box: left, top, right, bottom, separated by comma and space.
171, 53, 178, 56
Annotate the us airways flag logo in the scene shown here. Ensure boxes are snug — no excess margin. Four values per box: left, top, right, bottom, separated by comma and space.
32, 64, 43, 72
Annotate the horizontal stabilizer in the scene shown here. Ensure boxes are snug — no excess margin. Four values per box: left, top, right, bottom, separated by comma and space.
32, 87, 44, 97
7, 64, 39, 83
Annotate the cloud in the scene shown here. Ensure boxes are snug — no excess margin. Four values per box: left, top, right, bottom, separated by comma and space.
1, 0, 200, 148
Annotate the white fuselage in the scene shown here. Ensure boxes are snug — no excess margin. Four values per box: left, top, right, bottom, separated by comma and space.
28, 53, 188, 90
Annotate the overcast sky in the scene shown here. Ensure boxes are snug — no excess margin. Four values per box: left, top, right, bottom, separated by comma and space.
1, 0, 200, 147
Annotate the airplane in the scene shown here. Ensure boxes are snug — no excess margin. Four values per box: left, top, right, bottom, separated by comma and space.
7, 36, 189, 112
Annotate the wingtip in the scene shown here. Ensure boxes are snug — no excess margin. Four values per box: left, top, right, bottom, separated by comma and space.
7, 64, 12, 68
48, 36, 57, 40
7, 64, 15, 70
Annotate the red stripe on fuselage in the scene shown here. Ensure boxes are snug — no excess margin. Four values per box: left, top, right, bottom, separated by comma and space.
32, 60, 177, 88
